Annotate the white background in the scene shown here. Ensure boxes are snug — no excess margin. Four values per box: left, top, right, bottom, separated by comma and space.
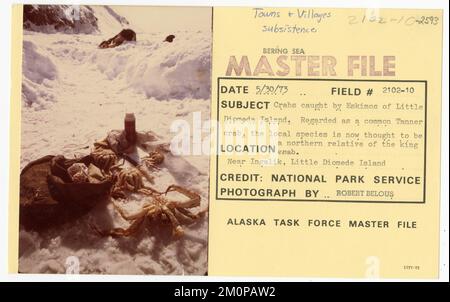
0, 0, 448, 282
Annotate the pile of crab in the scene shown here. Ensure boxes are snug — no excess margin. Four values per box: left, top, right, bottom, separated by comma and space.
73, 130, 204, 238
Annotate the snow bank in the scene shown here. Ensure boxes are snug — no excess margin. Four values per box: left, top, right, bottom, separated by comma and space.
22, 40, 58, 108
93, 32, 211, 100
21, 29, 211, 107
38, 31, 211, 101
23, 41, 57, 83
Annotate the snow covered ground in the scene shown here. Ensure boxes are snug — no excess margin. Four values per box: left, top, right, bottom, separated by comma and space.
18, 18, 211, 275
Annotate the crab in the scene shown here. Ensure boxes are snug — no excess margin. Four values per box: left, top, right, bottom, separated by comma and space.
93, 185, 202, 238
67, 163, 89, 183
111, 166, 159, 199
141, 150, 164, 170
91, 148, 117, 172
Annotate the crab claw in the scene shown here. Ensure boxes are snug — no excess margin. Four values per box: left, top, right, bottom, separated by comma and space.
164, 185, 201, 209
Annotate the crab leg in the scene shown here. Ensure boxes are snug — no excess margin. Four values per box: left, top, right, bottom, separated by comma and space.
138, 187, 163, 196
125, 181, 136, 191
91, 202, 156, 238
161, 206, 184, 237
92, 215, 146, 237
137, 165, 155, 184
112, 189, 127, 199
165, 185, 201, 208
173, 208, 199, 222
112, 200, 154, 221
93, 139, 109, 150
110, 159, 125, 172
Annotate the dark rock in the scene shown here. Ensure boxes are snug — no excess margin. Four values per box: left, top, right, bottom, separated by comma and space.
164, 34, 175, 43
99, 29, 137, 49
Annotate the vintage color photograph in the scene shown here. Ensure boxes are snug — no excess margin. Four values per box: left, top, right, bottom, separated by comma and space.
18, 4, 211, 275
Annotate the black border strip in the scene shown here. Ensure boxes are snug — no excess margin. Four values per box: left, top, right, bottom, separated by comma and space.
216, 77, 427, 204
